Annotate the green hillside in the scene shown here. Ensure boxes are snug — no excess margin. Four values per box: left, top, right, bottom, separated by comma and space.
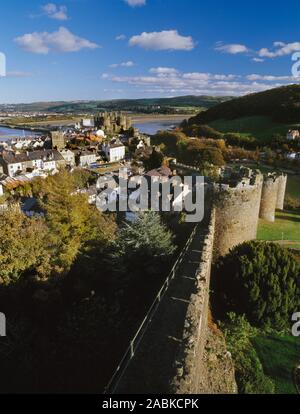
0, 95, 232, 115
188, 84, 300, 125
209, 116, 300, 141
184, 84, 300, 140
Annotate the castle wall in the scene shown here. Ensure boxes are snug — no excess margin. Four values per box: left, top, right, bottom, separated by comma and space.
276, 174, 287, 210
259, 175, 279, 222
172, 212, 215, 393
105, 168, 287, 394
114, 215, 216, 394
213, 177, 263, 258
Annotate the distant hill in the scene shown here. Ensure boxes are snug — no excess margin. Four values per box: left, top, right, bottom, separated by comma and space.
188, 85, 300, 126
0, 95, 232, 115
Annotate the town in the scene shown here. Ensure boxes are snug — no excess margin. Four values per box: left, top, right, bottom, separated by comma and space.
1, 0, 300, 399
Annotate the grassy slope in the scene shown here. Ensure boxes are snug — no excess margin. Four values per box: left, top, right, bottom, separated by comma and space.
209, 115, 300, 141
252, 334, 300, 394
257, 211, 300, 247
257, 173, 300, 248
286, 175, 300, 203
187, 85, 300, 141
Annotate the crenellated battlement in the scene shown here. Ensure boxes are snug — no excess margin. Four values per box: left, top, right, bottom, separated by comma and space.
211, 167, 287, 258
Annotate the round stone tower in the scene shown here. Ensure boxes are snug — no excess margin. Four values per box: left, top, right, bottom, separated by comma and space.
259, 175, 279, 222
276, 174, 287, 210
213, 174, 263, 258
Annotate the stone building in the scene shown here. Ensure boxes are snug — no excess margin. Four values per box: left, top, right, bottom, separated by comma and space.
51, 131, 66, 150
94, 112, 132, 134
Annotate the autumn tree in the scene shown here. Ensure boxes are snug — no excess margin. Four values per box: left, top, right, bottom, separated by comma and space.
41, 170, 116, 274
0, 210, 50, 285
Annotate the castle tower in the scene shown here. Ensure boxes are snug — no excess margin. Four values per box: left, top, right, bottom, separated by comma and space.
126, 116, 132, 130
259, 175, 279, 222
276, 174, 287, 210
213, 174, 263, 258
51, 131, 65, 150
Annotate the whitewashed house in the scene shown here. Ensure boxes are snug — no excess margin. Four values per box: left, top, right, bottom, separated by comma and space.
76, 150, 98, 167
103, 141, 125, 162
0, 150, 65, 177
59, 149, 76, 167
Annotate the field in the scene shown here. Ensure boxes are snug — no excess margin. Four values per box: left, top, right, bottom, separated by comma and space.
252, 334, 300, 394
257, 211, 300, 249
209, 115, 300, 141
286, 174, 300, 203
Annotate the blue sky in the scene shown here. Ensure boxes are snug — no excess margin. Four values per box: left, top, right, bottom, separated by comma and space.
0, 0, 300, 103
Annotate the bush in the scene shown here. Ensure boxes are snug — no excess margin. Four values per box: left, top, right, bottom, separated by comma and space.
213, 241, 300, 330
222, 313, 275, 394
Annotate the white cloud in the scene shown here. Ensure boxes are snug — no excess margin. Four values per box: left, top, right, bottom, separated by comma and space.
15, 27, 99, 54
215, 42, 249, 54
101, 68, 298, 96
258, 41, 300, 58
109, 61, 135, 68
149, 67, 179, 75
253, 57, 264, 63
124, 0, 146, 7
246, 74, 294, 81
129, 30, 195, 51
42, 3, 68, 21
183, 72, 237, 81
116, 34, 126, 41
6, 71, 33, 78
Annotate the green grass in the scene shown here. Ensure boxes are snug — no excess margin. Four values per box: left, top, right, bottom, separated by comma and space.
257, 211, 300, 248
252, 334, 300, 394
209, 115, 300, 141
286, 175, 300, 203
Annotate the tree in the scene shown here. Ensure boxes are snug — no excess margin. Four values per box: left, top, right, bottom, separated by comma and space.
180, 140, 225, 168
143, 148, 164, 171
183, 124, 223, 140
224, 133, 258, 150
152, 131, 188, 156
213, 241, 300, 329
72, 169, 95, 189
0, 210, 50, 285
41, 170, 116, 274
113, 211, 176, 277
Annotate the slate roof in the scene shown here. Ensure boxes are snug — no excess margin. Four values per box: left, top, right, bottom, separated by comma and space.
1, 150, 64, 164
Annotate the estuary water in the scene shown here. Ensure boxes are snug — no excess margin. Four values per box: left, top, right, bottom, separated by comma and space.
0, 126, 39, 141
133, 120, 183, 135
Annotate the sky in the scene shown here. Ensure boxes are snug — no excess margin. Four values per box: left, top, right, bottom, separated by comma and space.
1, 0, 300, 103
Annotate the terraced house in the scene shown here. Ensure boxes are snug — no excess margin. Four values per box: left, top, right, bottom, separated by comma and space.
0, 150, 65, 177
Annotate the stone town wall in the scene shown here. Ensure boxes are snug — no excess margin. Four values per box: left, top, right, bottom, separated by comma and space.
213, 175, 263, 258
276, 174, 288, 210
260, 174, 280, 222
172, 211, 215, 393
